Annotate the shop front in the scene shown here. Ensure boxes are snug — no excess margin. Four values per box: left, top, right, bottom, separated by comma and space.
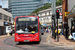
4, 22, 9, 34
67, 13, 75, 35
4, 22, 12, 34
0, 21, 3, 35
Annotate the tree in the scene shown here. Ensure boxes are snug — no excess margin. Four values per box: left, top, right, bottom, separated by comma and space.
56, 0, 62, 6
32, 0, 62, 14
32, 3, 51, 14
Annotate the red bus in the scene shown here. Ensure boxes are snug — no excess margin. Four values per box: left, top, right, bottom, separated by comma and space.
15, 16, 41, 43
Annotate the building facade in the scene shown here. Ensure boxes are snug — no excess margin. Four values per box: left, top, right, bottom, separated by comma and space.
8, 0, 47, 19
37, 5, 62, 26
0, 8, 12, 35
67, 0, 75, 34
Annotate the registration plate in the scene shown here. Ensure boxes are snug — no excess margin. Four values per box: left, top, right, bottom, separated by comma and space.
24, 40, 29, 42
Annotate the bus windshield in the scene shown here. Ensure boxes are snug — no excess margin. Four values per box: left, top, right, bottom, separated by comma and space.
16, 17, 38, 33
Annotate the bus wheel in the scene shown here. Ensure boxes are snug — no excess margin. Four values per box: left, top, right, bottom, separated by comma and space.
36, 42, 40, 44
19, 42, 22, 44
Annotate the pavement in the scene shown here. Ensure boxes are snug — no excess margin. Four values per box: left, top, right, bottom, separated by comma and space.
0, 34, 14, 39
46, 32, 75, 49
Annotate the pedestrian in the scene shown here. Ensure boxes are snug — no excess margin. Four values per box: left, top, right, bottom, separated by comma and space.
69, 33, 73, 39
58, 26, 61, 38
61, 29, 63, 35
71, 26, 75, 34
10, 29, 12, 36
65, 27, 69, 39
46, 28, 49, 33
54, 27, 57, 39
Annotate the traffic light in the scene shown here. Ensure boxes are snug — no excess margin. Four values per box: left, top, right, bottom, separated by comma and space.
56, 10, 59, 19
52, 14, 55, 20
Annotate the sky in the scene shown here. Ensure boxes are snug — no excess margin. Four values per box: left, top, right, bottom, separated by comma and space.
0, 0, 8, 8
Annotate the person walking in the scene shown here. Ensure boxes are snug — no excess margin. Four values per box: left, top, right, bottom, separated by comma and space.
58, 26, 61, 38
54, 27, 57, 39
65, 27, 69, 39
46, 27, 49, 33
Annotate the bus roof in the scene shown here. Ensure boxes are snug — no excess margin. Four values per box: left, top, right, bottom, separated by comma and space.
15, 16, 39, 19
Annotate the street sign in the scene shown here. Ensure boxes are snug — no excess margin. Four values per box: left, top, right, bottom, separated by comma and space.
60, 16, 62, 18
65, 12, 70, 17
59, 13, 62, 16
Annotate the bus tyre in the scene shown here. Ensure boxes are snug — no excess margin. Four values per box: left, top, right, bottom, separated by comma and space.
37, 41, 40, 44
19, 42, 22, 44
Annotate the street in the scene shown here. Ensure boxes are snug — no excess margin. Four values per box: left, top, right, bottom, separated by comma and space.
0, 0, 74, 50
0, 33, 72, 50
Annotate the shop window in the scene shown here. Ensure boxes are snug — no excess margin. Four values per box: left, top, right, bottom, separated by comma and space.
46, 12, 49, 15
71, 20, 75, 29
49, 11, 50, 15
3, 27, 6, 34
0, 13, 2, 20
4, 15, 8, 21
9, 17, 11, 22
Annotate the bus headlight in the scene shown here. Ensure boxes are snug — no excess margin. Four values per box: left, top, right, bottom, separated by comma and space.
16, 35, 20, 39
33, 35, 38, 39
34, 35, 38, 37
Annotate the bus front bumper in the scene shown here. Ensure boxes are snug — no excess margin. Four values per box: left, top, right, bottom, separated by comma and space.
15, 35, 40, 42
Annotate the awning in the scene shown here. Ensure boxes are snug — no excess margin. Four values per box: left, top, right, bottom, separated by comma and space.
67, 12, 75, 19
47, 24, 52, 25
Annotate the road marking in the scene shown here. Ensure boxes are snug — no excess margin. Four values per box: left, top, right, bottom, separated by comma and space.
46, 34, 50, 41
45, 33, 55, 46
